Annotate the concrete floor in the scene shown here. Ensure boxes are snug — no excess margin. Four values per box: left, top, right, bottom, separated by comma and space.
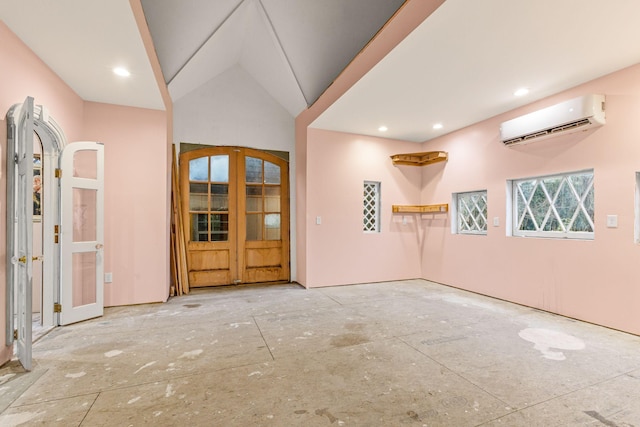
1, 279, 640, 426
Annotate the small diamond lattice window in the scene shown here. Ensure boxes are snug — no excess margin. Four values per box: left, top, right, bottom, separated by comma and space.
513, 170, 594, 239
456, 191, 487, 234
363, 181, 380, 233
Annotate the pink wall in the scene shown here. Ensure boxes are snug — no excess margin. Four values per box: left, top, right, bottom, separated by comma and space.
0, 20, 170, 366
419, 64, 640, 335
0, 20, 85, 365
0, 22, 85, 142
305, 129, 423, 287
82, 102, 169, 306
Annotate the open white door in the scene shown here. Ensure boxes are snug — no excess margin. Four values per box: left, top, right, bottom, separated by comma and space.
59, 142, 104, 325
15, 97, 34, 370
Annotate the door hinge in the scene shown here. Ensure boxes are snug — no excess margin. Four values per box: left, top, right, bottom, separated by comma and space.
54, 303, 62, 313
54, 225, 59, 243
13, 329, 18, 340
55, 168, 62, 178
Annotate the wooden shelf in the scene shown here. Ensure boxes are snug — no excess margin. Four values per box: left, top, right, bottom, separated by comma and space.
390, 151, 447, 166
392, 204, 448, 214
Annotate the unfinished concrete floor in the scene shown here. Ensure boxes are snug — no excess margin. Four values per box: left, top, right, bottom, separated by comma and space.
1, 279, 640, 426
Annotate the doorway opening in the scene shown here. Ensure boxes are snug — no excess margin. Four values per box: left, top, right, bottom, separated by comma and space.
5, 97, 105, 370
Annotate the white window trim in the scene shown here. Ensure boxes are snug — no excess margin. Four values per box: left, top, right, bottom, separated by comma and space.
363, 181, 381, 233
452, 190, 488, 235
510, 169, 594, 240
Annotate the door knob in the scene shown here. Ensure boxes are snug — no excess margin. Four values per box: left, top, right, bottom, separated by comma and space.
18, 256, 26, 263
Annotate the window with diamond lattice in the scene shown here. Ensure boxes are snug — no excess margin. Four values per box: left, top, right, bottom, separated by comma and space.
512, 170, 594, 239
363, 181, 380, 233
455, 191, 487, 234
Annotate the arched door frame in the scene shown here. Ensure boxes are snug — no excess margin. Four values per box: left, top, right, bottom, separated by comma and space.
6, 102, 66, 339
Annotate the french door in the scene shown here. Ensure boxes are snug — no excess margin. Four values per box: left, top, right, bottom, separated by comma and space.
59, 142, 105, 325
180, 147, 289, 287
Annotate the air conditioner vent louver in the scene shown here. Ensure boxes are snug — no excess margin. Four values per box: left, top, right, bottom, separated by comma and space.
503, 118, 592, 146
500, 94, 605, 146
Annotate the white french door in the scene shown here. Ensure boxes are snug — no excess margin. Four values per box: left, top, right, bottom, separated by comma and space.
59, 142, 105, 325
15, 97, 34, 370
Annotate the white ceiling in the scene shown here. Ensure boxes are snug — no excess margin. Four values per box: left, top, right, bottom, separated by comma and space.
2, 1, 639, 143
0, 0, 165, 110
311, 0, 640, 142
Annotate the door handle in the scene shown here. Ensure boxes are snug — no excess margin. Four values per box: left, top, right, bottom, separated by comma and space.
96, 243, 104, 250
18, 256, 26, 263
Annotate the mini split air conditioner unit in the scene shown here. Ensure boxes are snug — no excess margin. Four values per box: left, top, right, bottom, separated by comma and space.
500, 94, 605, 146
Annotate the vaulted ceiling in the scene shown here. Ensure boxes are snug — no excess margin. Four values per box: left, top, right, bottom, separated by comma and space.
2, 0, 640, 143
140, 0, 405, 115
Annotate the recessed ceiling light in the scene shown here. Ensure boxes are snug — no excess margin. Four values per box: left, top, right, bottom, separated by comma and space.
113, 67, 131, 77
378, 126, 388, 132
433, 123, 443, 130
514, 87, 529, 97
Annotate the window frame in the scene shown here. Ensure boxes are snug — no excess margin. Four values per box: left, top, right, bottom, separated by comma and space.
453, 190, 488, 235
510, 169, 595, 240
363, 181, 381, 233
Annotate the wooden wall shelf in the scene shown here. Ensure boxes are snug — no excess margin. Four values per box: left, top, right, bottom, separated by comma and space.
392, 204, 448, 214
390, 151, 447, 166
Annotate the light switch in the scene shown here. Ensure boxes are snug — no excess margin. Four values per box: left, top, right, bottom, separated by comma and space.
316, 216, 322, 225
606, 215, 618, 228
105, 272, 113, 283
493, 217, 500, 227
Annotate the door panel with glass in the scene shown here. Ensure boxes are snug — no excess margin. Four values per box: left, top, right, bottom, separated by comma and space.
59, 142, 105, 325
181, 147, 289, 287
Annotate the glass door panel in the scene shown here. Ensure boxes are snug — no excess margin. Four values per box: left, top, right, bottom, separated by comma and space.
72, 188, 97, 242
246, 214, 263, 241
72, 252, 97, 306
265, 214, 281, 240
73, 150, 97, 179
210, 213, 229, 241
245, 157, 263, 183
264, 161, 280, 184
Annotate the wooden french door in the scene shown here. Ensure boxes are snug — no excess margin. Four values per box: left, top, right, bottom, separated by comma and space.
180, 147, 289, 287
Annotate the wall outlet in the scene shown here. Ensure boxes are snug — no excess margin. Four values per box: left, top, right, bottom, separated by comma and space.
104, 272, 113, 283
606, 215, 618, 228
316, 216, 322, 225
493, 217, 500, 227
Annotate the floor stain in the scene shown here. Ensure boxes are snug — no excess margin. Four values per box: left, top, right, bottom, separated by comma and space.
344, 322, 365, 331
183, 304, 201, 309
407, 410, 421, 421
440, 396, 468, 409
315, 408, 338, 423
584, 410, 621, 427
330, 333, 369, 348
294, 410, 308, 415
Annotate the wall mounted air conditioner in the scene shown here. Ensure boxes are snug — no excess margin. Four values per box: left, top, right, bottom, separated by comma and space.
500, 94, 605, 146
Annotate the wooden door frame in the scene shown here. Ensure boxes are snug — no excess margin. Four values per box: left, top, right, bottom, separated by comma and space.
179, 146, 290, 286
